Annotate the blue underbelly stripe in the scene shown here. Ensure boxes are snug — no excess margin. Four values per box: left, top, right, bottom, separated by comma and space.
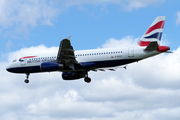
7, 59, 141, 73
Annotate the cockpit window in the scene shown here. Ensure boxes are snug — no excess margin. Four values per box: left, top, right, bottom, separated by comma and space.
12, 60, 17, 62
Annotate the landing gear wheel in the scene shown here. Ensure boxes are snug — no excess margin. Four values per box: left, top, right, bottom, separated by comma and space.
24, 79, 29, 83
84, 77, 91, 83
24, 73, 30, 84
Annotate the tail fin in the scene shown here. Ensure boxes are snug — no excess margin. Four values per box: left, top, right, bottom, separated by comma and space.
138, 16, 166, 46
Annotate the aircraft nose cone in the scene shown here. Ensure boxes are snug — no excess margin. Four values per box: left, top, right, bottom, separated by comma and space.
6, 66, 10, 72
6, 66, 12, 72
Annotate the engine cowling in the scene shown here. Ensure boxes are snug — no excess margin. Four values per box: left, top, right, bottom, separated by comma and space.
62, 71, 85, 80
41, 62, 63, 72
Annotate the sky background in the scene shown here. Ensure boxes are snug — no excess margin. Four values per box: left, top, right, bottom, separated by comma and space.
1, 0, 180, 120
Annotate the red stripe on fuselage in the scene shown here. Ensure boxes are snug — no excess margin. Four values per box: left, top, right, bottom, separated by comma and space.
145, 21, 165, 35
20, 56, 37, 59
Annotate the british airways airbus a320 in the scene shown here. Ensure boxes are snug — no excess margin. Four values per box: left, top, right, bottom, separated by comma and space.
6, 16, 171, 83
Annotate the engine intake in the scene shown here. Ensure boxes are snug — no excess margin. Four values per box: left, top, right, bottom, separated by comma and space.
41, 62, 63, 72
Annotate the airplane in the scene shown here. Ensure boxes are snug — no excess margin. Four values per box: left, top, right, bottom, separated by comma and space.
6, 16, 171, 83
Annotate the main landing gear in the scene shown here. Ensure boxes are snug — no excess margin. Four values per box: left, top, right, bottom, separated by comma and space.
84, 77, 91, 83
84, 73, 91, 83
24, 73, 30, 83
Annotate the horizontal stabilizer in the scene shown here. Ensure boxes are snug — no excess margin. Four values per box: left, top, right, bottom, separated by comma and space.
164, 51, 173, 53
144, 41, 159, 51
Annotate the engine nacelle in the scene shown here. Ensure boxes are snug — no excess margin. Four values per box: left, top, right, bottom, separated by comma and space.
62, 71, 85, 80
41, 62, 63, 72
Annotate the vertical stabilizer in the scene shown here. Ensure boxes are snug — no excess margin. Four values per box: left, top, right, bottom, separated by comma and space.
138, 16, 166, 46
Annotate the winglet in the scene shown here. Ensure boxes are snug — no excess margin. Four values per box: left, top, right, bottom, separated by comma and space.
67, 36, 71, 41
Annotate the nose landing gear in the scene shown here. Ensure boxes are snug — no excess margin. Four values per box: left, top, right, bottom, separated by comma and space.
24, 73, 30, 83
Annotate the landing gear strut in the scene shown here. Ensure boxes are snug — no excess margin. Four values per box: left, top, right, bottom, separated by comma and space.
84, 73, 91, 83
24, 73, 30, 83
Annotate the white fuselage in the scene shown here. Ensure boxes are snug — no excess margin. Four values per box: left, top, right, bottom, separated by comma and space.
6, 46, 160, 74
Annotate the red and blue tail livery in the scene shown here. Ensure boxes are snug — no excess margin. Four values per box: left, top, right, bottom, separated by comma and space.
6, 16, 171, 84
138, 16, 166, 46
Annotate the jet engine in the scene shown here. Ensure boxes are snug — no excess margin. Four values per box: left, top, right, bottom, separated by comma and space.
41, 62, 63, 72
62, 71, 85, 80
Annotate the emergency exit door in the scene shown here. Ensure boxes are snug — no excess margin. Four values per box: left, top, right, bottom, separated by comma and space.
128, 47, 134, 57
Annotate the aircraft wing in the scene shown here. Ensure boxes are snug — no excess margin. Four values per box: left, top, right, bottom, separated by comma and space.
57, 36, 78, 65
92, 65, 127, 72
